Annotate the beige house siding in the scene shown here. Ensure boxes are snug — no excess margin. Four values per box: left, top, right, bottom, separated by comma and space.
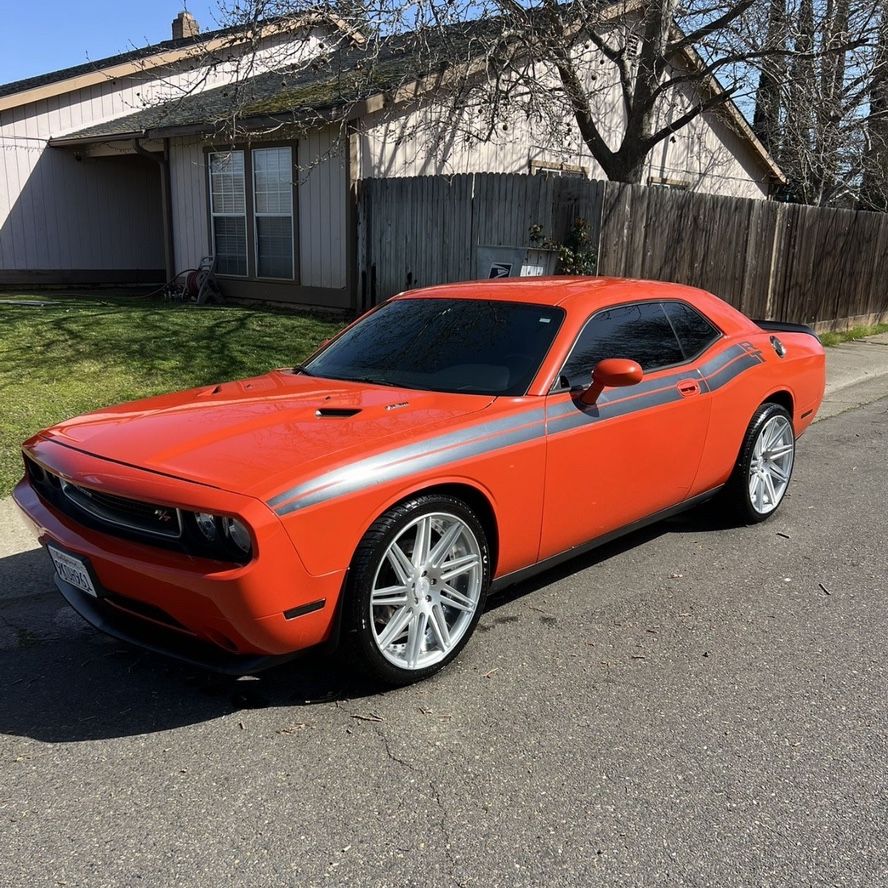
0, 29, 330, 280
297, 127, 347, 291
0, 99, 165, 275
169, 138, 208, 274
359, 103, 768, 199
168, 126, 347, 296
357, 55, 770, 200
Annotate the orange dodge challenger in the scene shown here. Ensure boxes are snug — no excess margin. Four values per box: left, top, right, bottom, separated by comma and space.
14, 278, 825, 684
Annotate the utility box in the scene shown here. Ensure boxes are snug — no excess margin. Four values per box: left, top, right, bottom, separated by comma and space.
475, 246, 558, 280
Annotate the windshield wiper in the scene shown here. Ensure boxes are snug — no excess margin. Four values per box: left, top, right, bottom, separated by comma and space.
339, 375, 401, 388
292, 364, 314, 376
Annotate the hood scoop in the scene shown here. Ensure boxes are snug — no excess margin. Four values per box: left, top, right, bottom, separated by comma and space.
315, 407, 362, 418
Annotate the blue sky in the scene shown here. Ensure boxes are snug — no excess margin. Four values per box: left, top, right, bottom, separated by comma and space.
0, 1, 221, 85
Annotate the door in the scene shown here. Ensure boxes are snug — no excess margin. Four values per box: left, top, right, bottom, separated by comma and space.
540, 300, 718, 558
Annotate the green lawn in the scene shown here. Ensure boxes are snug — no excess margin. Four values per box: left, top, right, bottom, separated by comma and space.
0, 295, 341, 495
818, 322, 888, 348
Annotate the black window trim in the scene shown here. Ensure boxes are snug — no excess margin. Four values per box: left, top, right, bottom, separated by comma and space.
551, 297, 724, 393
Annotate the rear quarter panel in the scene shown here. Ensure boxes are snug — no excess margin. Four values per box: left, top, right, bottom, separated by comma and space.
693, 331, 825, 493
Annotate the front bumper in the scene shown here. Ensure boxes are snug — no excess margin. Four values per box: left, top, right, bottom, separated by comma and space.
14, 453, 347, 667
54, 573, 299, 674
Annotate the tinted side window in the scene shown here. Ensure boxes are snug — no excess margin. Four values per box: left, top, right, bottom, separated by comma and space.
663, 301, 720, 359
561, 302, 684, 388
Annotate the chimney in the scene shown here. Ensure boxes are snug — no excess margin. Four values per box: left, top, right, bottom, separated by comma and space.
172, 11, 200, 40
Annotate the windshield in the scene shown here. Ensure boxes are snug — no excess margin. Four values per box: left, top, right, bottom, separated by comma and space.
304, 298, 565, 396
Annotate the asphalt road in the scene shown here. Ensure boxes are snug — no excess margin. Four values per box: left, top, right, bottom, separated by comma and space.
1, 395, 886, 888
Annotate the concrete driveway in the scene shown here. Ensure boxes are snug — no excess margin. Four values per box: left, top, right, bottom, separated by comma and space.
2, 343, 887, 887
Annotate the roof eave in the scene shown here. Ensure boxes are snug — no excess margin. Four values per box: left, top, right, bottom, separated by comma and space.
48, 106, 351, 148
673, 44, 787, 187
0, 14, 365, 114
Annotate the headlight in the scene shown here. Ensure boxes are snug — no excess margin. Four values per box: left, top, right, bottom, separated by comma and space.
195, 512, 218, 542
184, 512, 253, 563
222, 517, 252, 556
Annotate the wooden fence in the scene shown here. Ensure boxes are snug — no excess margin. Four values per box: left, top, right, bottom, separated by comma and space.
357, 173, 888, 329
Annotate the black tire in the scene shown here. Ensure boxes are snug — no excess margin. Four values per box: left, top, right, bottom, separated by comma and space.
722, 402, 795, 524
345, 494, 491, 686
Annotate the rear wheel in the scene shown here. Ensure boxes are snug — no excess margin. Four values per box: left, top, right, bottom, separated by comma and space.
724, 403, 795, 523
346, 494, 490, 685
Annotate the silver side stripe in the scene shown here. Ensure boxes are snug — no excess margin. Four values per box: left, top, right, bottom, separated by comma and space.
271, 408, 546, 515
700, 343, 748, 378
268, 343, 765, 515
704, 351, 763, 391
548, 344, 764, 436
547, 386, 688, 435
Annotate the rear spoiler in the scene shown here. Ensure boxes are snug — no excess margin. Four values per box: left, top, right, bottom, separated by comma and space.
753, 320, 819, 339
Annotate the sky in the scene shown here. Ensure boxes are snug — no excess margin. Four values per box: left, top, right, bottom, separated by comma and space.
0, 0, 221, 85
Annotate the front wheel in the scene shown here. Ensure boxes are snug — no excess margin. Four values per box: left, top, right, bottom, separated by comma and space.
724, 402, 796, 523
346, 494, 490, 685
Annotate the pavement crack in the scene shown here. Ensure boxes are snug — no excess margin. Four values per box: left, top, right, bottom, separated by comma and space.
372, 721, 420, 773
341, 702, 466, 887
427, 776, 467, 888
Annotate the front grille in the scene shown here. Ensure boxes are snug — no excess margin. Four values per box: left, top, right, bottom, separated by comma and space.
59, 479, 183, 539
23, 454, 252, 565
25, 454, 185, 549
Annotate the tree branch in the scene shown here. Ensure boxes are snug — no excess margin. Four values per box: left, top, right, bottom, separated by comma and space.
642, 88, 735, 150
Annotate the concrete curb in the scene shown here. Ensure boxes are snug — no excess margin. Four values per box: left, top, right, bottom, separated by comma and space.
818, 332, 888, 422
823, 332, 888, 397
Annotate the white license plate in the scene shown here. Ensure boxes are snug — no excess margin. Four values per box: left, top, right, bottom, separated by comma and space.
48, 546, 98, 598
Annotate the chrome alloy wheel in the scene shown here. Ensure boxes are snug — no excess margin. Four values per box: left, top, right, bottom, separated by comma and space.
369, 512, 483, 671
748, 414, 795, 515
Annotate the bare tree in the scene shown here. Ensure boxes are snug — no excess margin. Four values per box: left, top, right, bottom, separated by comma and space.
753, 0, 789, 151
745, 0, 886, 206
861, 0, 888, 208
168, 0, 878, 196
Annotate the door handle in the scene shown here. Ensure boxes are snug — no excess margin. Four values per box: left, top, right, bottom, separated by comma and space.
678, 379, 701, 397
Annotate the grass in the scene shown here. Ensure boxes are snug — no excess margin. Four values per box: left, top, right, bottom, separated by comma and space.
819, 322, 888, 348
0, 295, 342, 495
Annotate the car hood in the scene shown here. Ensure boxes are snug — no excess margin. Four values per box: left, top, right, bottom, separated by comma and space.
38, 371, 496, 499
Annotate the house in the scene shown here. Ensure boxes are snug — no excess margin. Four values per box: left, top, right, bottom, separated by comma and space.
0, 10, 785, 311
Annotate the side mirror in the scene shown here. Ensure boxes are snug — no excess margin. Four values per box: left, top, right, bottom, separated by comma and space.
579, 358, 643, 406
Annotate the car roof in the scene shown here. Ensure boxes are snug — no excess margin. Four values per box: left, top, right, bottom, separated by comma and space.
393, 276, 757, 336
396, 276, 713, 310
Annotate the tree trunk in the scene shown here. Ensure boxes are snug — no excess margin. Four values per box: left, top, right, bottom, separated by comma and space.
781, 0, 817, 201
753, 0, 788, 152
816, 0, 851, 204
861, 1, 888, 210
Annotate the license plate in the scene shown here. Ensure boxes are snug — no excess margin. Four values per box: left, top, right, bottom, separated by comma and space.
48, 546, 98, 598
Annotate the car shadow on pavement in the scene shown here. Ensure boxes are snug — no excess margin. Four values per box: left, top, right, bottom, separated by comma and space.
485, 499, 738, 612
0, 622, 376, 743
0, 502, 738, 744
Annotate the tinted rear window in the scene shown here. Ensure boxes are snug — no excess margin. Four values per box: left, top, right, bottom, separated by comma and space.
663, 301, 720, 359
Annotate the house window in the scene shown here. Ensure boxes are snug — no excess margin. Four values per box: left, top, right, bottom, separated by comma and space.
531, 160, 587, 178
252, 147, 294, 279
648, 176, 690, 190
209, 151, 248, 277
207, 146, 297, 280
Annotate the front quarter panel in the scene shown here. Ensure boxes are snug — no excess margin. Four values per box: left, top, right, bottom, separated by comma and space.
270, 399, 549, 578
